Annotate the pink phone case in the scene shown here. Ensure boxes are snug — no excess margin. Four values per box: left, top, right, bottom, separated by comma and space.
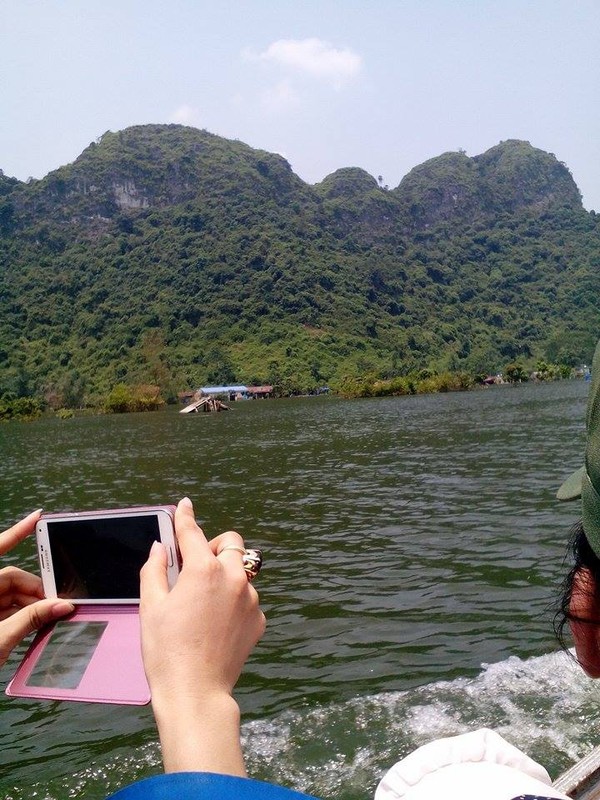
6, 504, 177, 704
6, 605, 150, 705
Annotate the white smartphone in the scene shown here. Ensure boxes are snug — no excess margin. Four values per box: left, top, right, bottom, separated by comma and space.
36, 506, 179, 604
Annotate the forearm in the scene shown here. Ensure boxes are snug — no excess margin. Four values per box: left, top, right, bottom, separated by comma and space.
140, 500, 266, 778
152, 692, 246, 776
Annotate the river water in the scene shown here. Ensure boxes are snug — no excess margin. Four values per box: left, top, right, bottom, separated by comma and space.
0, 380, 598, 799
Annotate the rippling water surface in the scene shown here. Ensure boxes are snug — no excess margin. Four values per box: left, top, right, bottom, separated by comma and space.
0, 380, 597, 798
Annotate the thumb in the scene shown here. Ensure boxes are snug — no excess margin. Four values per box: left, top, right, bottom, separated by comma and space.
140, 540, 169, 606
0, 598, 74, 667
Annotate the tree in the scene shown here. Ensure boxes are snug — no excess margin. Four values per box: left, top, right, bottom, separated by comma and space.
505, 363, 528, 383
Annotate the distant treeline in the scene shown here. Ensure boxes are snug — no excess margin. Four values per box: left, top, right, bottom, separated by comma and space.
337, 359, 572, 398
0, 361, 576, 420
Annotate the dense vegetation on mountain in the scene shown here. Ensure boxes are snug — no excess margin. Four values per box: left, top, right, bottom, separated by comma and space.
0, 125, 598, 407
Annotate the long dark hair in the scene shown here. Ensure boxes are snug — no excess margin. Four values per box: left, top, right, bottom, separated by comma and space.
554, 520, 600, 648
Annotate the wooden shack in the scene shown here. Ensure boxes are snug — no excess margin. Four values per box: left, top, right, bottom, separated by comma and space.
180, 397, 230, 414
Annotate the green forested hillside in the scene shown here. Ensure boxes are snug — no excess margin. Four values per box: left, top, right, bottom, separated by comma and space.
0, 125, 599, 405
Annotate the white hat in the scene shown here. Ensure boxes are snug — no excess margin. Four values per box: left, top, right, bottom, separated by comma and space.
375, 729, 569, 800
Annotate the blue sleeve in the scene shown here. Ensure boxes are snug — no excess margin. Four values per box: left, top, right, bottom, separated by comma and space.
107, 772, 321, 800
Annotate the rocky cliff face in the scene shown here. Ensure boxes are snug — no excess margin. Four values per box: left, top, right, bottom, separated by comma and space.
1, 128, 582, 236
474, 139, 581, 212
6, 125, 309, 227
393, 151, 482, 229
392, 140, 581, 230
315, 167, 379, 199
311, 140, 582, 239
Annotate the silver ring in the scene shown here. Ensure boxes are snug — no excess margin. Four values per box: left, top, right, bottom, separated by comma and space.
219, 545, 246, 556
218, 545, 263, 581
242, 548, 263, 582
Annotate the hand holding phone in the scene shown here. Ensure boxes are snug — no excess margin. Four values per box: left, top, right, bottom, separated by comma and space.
140, 498, 266, 774
7, 505, 179, 704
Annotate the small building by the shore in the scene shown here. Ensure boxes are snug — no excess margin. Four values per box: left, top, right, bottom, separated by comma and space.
244, 385, 273, 399
197, 385, 274, 401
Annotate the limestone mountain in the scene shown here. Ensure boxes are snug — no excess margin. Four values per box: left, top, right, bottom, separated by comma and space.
0, 124, 597, 403
394, 140, 581, 230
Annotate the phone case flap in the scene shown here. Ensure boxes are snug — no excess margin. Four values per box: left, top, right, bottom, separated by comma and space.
5, 605, 150, 705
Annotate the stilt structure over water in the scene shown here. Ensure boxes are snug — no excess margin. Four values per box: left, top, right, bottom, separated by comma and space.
179, 384, 274, 412
180, 397, 230, 413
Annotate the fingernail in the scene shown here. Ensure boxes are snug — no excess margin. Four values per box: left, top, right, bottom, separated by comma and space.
150, 540, 164, 556
180, 497, 193, 509
51, 600, 74, 615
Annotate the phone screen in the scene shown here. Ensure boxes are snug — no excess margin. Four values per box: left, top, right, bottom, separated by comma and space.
46, 515, 161, 599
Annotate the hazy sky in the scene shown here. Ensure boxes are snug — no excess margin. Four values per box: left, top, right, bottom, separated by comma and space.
1, 0, 599, 209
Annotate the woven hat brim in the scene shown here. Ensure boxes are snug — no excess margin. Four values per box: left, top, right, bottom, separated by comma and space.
556, 465, 585, 501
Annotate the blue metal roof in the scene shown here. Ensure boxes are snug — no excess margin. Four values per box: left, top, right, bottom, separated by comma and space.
200, 385, 248, 394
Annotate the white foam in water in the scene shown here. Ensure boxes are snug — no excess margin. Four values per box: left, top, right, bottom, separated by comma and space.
14, 650, 600, 800
400, 650, 596, 762
240, 650, 600, 797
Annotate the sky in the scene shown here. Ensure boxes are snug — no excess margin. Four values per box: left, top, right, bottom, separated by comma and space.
1, 0, 599, 210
